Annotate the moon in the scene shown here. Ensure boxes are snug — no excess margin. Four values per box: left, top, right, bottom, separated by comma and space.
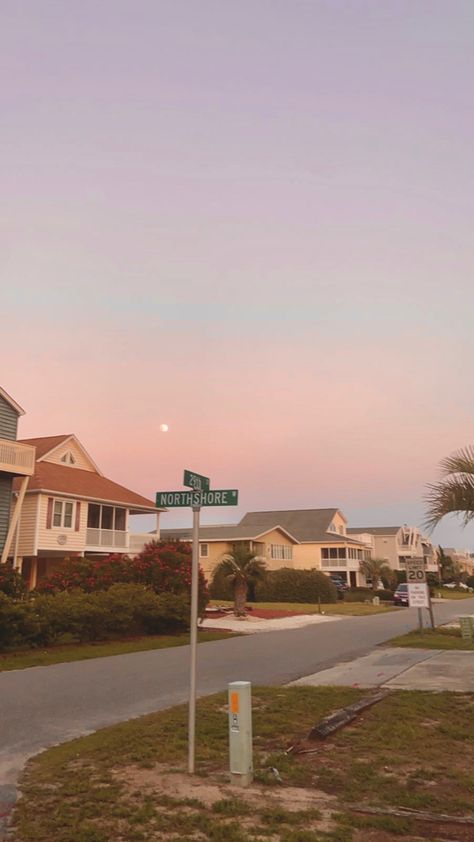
159, 423, 169, 433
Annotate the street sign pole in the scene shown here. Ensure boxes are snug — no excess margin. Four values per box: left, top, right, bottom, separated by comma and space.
156, 478, 239, 776
188, 502, 201, 774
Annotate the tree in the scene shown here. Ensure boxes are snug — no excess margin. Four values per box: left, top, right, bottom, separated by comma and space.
212, 544, 267, 616
425, 446, 474, 531
437, 546, 462, 585
359, 557, 390, 591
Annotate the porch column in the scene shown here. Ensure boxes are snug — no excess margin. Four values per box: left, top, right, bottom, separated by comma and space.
156, 512, 161, 539
1, 476, 29, 565
29, 558, 38, 591
14, 556, 23, 574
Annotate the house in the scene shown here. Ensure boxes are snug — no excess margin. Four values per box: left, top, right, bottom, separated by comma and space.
8, 434, 162, 589
0, 387, 36, 564
442, 548, 474, 576
160, 508, 372, 587
347, 525, 438, 573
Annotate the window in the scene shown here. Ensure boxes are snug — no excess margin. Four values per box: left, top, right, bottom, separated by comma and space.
53, 500, 75, 528
328, 523, 336, 532
60, 451, 76, 465
87, 504, 127, 531
322, 548, 347, 560
270, 545, 293, 560
200, 543, 209, 558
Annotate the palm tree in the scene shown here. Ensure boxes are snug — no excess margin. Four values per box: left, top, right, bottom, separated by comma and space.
425, 446, 474, 531
359, 557, 390, 591
212, 544, 267, 616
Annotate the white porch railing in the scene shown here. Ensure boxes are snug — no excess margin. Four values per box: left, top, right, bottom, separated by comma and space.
85, 528, 128, 549
321, 559, 347, 568
0, 439, 35, 476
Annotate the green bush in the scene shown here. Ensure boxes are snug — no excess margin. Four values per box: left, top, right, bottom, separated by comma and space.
343, 587, 374, 602
0, 565, 26, 598
254, 568, 337, 604
0, 585, 192, 651
0, 593, 40, 649
208, 567, 234, 601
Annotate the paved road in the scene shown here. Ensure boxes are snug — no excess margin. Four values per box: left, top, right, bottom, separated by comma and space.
1, 598, 473, 785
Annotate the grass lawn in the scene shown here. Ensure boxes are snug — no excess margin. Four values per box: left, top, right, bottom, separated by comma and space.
388, 625, 474, 651
0, 630, 234, 673
210, 599, 399, 616
434, 588, 474, 600
11, 686, 474, 842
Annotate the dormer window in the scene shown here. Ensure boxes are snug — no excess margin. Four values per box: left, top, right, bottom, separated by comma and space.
328, 523, 336, 532
61, 452, 76, 465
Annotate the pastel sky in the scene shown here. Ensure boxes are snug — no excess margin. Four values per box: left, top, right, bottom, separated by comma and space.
2, 1, 473, 547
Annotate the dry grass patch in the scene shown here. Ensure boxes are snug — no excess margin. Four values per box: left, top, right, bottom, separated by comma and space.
11, 687, 474, 842
387, 627, 474, 651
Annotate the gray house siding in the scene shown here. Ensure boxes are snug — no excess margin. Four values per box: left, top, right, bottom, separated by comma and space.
0, 474, 13, 551
0, 394, 19, 441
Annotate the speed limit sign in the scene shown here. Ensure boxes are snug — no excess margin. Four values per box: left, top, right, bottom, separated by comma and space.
405, 557, 426, 583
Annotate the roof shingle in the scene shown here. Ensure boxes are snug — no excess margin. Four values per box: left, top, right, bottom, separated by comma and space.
14, 461, 158, 512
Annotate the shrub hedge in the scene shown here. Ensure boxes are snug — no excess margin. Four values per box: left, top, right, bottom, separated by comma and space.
0, 584, 191, 651
254, 568, 337, 604
344, 587, 394, 602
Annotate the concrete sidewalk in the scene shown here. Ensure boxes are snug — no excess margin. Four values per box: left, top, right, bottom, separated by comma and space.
291, 647, 474, 691
200, 612, 341, 633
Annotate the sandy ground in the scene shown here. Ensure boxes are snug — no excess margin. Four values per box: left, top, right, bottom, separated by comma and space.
200, 613, 341, 633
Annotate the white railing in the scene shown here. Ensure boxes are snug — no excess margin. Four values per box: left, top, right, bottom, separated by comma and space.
86, 528, 128, 549
0, 439, 35, 476
321, 559, 347, 568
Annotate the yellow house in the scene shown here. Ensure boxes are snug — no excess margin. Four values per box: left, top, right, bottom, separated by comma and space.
9, 434, 162, 589
161, 508, 371, 587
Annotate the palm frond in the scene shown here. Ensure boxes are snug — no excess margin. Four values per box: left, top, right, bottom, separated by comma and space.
424, 475, 474, 531
439, 445, 474, 478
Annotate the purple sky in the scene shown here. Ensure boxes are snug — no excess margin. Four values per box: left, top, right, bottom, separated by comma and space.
2, 1, 473, 547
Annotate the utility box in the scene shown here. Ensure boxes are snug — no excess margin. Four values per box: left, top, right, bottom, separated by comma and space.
459, 616, 474, 641
228, 681, 253, 787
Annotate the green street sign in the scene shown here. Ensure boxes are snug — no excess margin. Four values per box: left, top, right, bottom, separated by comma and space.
183, 469, 210, 492
156, 489, 239, 508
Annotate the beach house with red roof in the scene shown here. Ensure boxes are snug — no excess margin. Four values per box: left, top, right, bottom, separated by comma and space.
10, 433, 162, 589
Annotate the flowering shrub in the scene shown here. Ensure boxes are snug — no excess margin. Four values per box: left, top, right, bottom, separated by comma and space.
0, 564, 26, 599
36, 542, 209, 613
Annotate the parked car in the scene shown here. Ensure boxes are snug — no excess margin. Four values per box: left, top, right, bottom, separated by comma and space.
330, 575, 349, 599
444, 582, 469, 589
393, 583, 409, 606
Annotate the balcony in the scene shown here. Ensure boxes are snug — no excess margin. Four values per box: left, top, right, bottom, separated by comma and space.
86, 528, 129, 551
0, 438, 35, 477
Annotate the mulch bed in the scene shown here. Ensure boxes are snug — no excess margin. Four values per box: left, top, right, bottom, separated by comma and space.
205, 607, 306, 620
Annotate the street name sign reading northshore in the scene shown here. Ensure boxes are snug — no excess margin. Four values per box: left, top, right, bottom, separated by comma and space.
183, 470, 210, 492
156, 489, 239, 508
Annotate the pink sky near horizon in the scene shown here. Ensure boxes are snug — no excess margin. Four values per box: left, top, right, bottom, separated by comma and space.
2, 0, 474, 548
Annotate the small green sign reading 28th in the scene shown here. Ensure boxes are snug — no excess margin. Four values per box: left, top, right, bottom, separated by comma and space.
156, 489, 239, 508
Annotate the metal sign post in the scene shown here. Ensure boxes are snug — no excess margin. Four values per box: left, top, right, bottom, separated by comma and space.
188, 502, 201, 774
156, 473, 239, 776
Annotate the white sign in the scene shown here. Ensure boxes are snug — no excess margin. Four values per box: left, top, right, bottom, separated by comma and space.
408, 582, 429, 608
405, 557, 426, 583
